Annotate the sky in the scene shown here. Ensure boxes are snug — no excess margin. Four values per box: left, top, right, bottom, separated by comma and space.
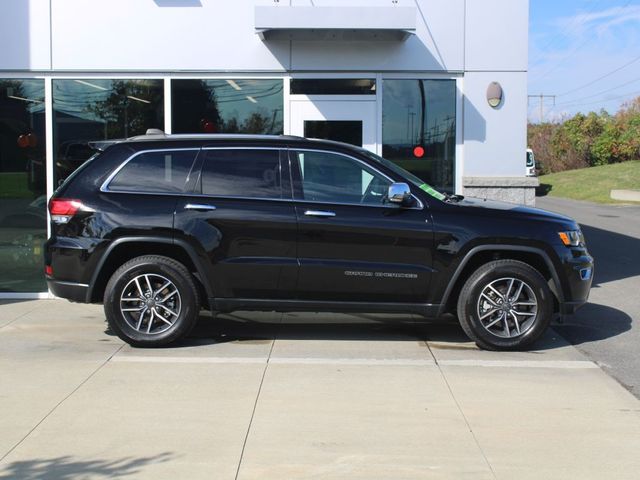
528, 0, 640, 122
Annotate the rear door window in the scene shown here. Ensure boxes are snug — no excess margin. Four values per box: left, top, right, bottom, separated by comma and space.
108, 149, 199, 193
200, 149, 282, 199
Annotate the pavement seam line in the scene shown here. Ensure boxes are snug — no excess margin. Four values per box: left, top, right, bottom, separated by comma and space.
425, 333, 498, 480
0, 302, 48, 331
234, 314, 280, 480
0, 343, 125, 464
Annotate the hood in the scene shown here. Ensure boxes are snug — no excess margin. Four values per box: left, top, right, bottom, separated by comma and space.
454, 196, 575, 224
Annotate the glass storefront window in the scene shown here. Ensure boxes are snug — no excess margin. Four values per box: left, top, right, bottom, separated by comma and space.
382, 79, 456, 192
290, 79, 375, 95
171, 79, 283, 135
52, 79, 164, 185
0, 79, 47, 292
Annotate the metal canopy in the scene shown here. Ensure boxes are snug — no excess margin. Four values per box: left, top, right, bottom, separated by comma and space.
255, 6, 416, 41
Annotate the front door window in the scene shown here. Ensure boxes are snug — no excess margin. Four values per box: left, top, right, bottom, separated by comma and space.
293, 150, 391, 206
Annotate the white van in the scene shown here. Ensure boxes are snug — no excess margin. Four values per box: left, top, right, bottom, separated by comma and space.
526, 148, 536, 177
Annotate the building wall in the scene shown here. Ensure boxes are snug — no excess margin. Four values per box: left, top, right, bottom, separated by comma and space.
0, 0, 530, 182
0, 0, 531, 182
1, 0, 473, 73
0, 0, 51, 70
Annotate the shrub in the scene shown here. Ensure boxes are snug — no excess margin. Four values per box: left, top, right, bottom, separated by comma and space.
527, 96, 640, 173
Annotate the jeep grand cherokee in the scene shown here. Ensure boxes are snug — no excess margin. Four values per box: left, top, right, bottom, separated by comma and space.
45, 133, 593, 350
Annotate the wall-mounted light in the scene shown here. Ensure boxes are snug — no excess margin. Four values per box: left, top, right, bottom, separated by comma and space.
487, 82, 503, 108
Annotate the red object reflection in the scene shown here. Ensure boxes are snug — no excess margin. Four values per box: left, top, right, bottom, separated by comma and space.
413, 146, 425, 158
17, 134, 29, 148
200, 119, 216, 133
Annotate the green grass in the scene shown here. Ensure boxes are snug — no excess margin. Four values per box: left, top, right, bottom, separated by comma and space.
539, 161, 640, 204
0, 172, 34, 199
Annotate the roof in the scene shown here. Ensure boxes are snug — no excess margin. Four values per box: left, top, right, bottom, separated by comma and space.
109, 130, 361, 153
126, 130, 302, 142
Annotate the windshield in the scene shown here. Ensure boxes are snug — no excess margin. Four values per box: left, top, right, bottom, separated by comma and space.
526, 150, 535, 167
360, 149, 448, 201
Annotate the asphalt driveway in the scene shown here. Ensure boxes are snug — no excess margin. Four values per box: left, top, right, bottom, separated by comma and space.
536, 196, 640, 398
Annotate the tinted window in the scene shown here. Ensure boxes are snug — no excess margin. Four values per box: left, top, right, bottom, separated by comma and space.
290, 79, 375, 95
109, 150, 198, 193
293, 151, 391, 206
382, 79, 456, 193
53, 79, 164, 185
304, 121, 363, 147
201, 149, 281, 199
171, 79, 283, 135
0, 79, 47, 292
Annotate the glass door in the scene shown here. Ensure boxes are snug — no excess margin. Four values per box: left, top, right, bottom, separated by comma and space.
289, 99, 377, 153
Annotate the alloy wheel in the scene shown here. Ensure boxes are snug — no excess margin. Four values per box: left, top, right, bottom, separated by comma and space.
119, 273, 182, 335
476, 277, 538, 338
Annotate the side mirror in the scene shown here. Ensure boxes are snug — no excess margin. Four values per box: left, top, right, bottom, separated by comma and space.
388, 182, 411, 205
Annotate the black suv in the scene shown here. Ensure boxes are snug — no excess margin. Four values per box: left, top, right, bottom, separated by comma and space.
45, 133, 593, 350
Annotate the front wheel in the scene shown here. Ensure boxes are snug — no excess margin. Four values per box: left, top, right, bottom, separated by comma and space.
104, 255, 200, 347
456, 260, 554, 351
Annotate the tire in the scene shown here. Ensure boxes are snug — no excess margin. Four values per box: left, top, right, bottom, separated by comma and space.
456, 259, 553, 351
104, 255, 200, 347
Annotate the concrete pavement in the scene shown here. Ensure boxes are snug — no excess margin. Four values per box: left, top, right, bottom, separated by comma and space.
536, 196, 640, 398
1, 300, 639, 479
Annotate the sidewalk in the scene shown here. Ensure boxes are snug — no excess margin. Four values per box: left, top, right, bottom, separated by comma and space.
1, 300, 639, 479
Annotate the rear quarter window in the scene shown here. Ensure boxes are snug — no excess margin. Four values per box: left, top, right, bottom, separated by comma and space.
107, 150, 199, 193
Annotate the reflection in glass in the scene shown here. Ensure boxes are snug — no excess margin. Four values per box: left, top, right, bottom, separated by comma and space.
294, 151, 391, 206
290, 79, 376, 95
52, 79, 164, 185
171, 79, 283, 135
108, 150, 199, 193
304, 120, 363, 147
0, 79, 47, 292
382, 80, 456, 192
201, 149, 281, 199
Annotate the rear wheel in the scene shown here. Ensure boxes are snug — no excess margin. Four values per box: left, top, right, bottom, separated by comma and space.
104, 255, 200, 347
456, 260, 553, 350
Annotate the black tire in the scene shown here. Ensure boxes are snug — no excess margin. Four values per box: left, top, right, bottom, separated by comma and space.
104, 255, 200, 347
456, 259, 553, 351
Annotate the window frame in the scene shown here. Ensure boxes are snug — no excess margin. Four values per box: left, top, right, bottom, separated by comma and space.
288, 148, 424, 210
101, 148, 201, 194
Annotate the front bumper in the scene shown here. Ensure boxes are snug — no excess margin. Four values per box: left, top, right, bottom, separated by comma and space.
554, 244, 593, 314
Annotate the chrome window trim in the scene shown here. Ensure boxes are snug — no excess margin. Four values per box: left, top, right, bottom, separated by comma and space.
100, 145, 425, 210
100, 148, 201, 193
95, 189, 418, 210
200, 147, 284, 151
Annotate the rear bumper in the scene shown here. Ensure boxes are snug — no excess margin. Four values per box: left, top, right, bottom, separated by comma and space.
46, 279, 89, 303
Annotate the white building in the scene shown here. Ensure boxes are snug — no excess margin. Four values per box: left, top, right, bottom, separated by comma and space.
0, 0, 533, 297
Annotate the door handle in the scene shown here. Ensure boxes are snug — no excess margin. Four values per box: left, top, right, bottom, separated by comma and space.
304, 210, 336, 218
184, 203, 217, 211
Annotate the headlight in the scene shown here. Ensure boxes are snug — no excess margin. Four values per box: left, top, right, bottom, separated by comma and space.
558, 230, 581, 247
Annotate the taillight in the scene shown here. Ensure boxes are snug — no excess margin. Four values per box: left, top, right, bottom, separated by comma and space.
49, 198, 83, 224
45, 265, 53, 276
